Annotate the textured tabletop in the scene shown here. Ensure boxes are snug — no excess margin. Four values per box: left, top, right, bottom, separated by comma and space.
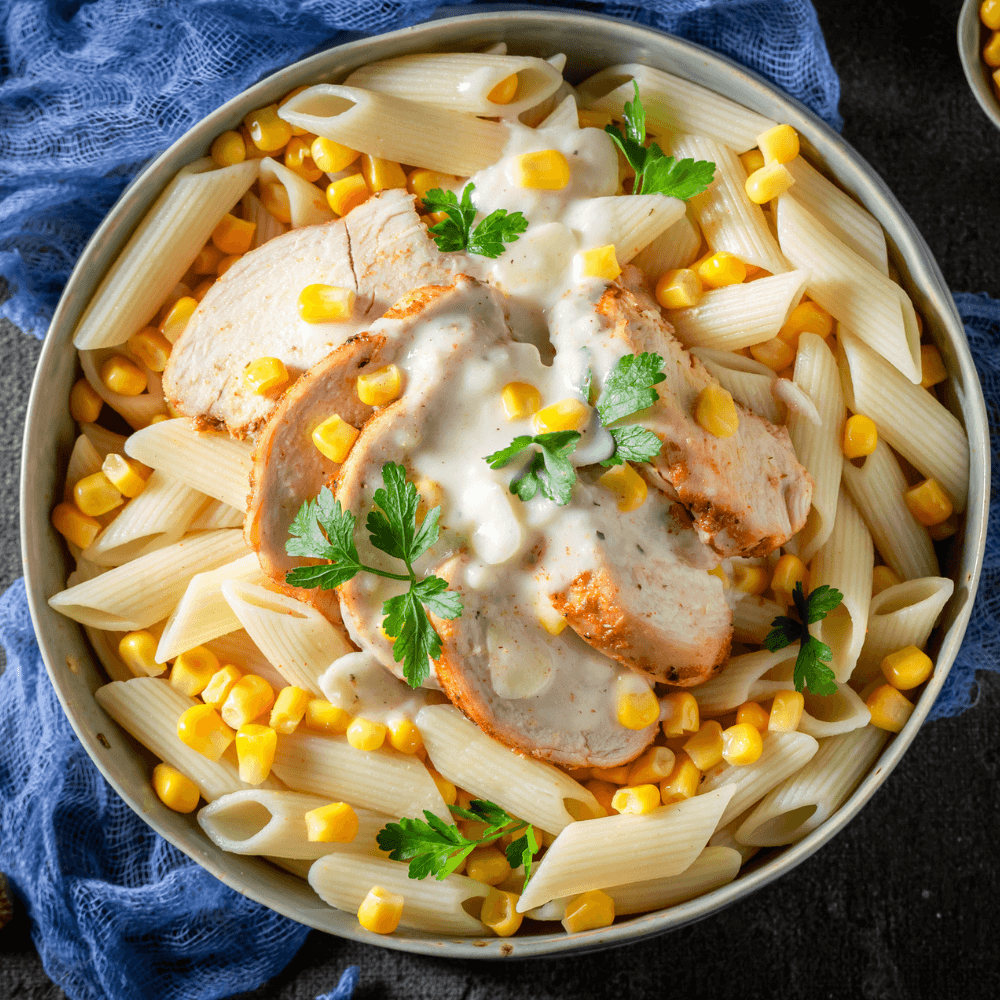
2, 0, 999, 997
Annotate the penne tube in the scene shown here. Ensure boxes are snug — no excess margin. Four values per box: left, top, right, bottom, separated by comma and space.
692, 348, 781, 423
203, 629, 287, 691
731, 594, 784, 644
242, 190, 288, 249
517, 55, 572, 127
708, 811, 760, 865
416, 704, 601, 836
80, 348, 166, 430
631, 211, 702, 278
73, 158, 259, 349
565, 194, 685, 263
259, 157, 333, 228
516, 786, 736, 912
84, 625, 133, 683
279, 85, 509, 177
65, 434, 104, 499
538, 93, 579, 131
81, 422, 128, 459
187, 498, 245, 531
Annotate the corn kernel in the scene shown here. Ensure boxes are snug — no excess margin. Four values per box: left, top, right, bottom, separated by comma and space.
152, 763, 200, 813
683, 720, 724, 771
732, 564, 769, 595
192, 244, 223, 275
866, 683, 915, 733
190, 279, 213, 302
611, 783, 661, 815
625, 746, 675, 786
660, 691, 700, 738
51, 501, 101, 549
235, 723, 277, 785
842, 413, 878, 460
694, 383, 740, 438
269, 685, 311, 734
326, 173, 370, 216
537, 602, 568, 635
481, 888, 523, 937
590, 763, 631, 784
983, 0, 1000, 29
696, 252, 746, 288
575, 244, 621, 281
210, 130, 246, 168
211, 213, 256, 256
414, 476, 446, 526
778, 300, 833, 344
598, 462, 648, 512
386, 716, 423, 755
306, 801, 359, 843
216, 254, 242, 277
721, 721, 764, 765
488, 73, 519, 104
360, 154, 407, 193
750, 336, 796, 372
872, 565, 902, 595
501, 381, 541, 420
465, 846, 511, 886
312, 137, 360, 174
100, 355, 147, 396
69, 378, 103, 423
562, 890, 615, 934
356, 363, 403, 406
427, 767, 457, 806
346, 716, 387, 752
772, 553, 808, 605
243, 357, 289, 395
616, 677, 659, 731
260, 181, 292, 225
904, 479, 953, 527
407, 168, 455, 201
238, 124, 269, 160
127, 327, 172, 372
583, 779, 617, 815
169, 645, 220, 698
516, 149, 570, 189
177, 703, 234, 761
533, 397, 591, 434
73, 471, 124, 517
659, 751, 701, 804
881, 644, 933, 691
283, 136, 323, 182
221, 674, 275, 729
655, 268, 702, 309
102, 453, 149, 499
202, 665, 243, 707
160, 296, 199, 345
357, 886, 403, 934
298, 283, 356, 323
118, 630, 165, 677
985, 30, 1000, 67
243, 104, 292, 152
305, 699, 352, 734
736, 701, 770, 732
920, 344, 947, 388
757, 124, 800, 164
311, 414, 359, 463
745, 162, 794, 203
768, 690, 805, 732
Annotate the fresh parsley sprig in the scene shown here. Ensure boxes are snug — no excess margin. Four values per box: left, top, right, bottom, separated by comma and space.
422, 183, 528, 258
596, 351, 666, 467
485, 430, 581, 506
284, 463, 461, 688
376, 799, 539, 887
604, 82, 716, 199
763, 581, 844, 696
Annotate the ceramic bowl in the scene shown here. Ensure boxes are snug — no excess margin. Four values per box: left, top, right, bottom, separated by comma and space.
958, 0, 1000, 131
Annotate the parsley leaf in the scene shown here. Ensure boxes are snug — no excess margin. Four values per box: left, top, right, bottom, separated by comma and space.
422, 183, 528, 259
597, 352, 666, 426
485, 431, 581, 506
763, 581, 843, 696
600, 425, 664, 466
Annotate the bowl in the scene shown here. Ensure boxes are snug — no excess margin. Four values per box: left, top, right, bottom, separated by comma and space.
958, 0, 1000, 131
22, 7, 989, 959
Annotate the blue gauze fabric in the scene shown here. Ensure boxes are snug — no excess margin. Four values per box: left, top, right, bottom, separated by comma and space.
0, 1, 971, 998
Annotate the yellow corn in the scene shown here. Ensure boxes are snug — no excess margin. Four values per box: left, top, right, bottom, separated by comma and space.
842, 413, 878, 459
611, 783, 661, 815
238, 125, 269, 160
694, 383, 740, 438
626, 746, 676, 786
655, 268, 702, 309
69, 378, 103, 423
118, 631, 165, 677
221, 674, 275, 729
192, 244, 223, 275
176, 704, 234, 761
768, 689, 805, 732
598, 463, 648, 512
732, 564, 769, 595
407, 168, 455, 201
740, 148, 766, 174
757, 124, 800, 164
778, 299, 833, 344
904, 479, 953, 526
736, 701, 770, 732
481, 888, 523, 937
360, 154, 407, 193
465, 846, 511, 886
533, 397, 591, 434
866, 683, 915, 733
100, 355, 147, 396
102, 454, 149, 499
243, 104, 292, 152
683, 721, 725, 771
881, 645, 933, 691
356, 364, 403, 406
659, 751, 701, 804
561, 890, 615, 934
210, 130, 246, 168
311, 414, 359, 463
616, 678, 660, 731
660, 691, 700, 738
73, 471, 124, 517
985, 30, 1000, 67
537, 601, 568, 636
983, 0, 1000, 29
202, 665, 243, 708
583, 779, 617, 815
696, 252, 746, 288
243, 357, 289, 395
51, 501, 101, 549
306, 801, 359, 843
488, 73, 519, 104
169, 645, 220, 698
771, 553, 807, 605
515, 149, 570, 189
414, 477, 446, 526
127, 327, 172, 373
159, 296, 199, 345
427, 767, 457, 806
297, 283, 356, 323
216, 253, 242, 277
260, 181, 292, 225
721, 721, 764, 765
235, 723, 277, 785
749, 336, 796, 372
501, 381, 541, 420
386, 716, 423, 755
745, 162, 794, 203
872, 565, 902, 595
346, 717, 387, 752
312, 136, 360, 174
283, 136, 323, 182
211, 214, 256, 255
920, 344, 947, 388
575, 244, 621, 281
357, 886, 403, 934
590, 763, 630, 784
305, 699, 352, 734
326, 173, 370, 216
269, 685, 312, 734
152, 763, 200, 813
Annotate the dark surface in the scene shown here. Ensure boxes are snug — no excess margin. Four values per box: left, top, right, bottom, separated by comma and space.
2, 0, 999, 997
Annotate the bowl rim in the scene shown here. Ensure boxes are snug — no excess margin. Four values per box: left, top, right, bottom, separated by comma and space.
957, 0, 1000, 132
21, 6, 990, 961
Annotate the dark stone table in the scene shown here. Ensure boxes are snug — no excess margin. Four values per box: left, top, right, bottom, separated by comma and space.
2, 0, 998, 996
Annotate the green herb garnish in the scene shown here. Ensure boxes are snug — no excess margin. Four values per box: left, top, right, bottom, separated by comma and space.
422, 183, 528, 258
285, 463, 461, 688
485, 430, 581, 506
604, 83, 716, 199
763, 582, 844, 696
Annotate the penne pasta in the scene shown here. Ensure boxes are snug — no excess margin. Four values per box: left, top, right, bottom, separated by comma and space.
65, 434, 104, 499
732, 594, 785, 644
80, 348, 166, 430
187, 498, 245, 531
242, 190, 288, 248
259, 157, 333, 228
691, 348, 782, 423
565, 194, 685, 263
203, 629, 287, 691
631, 210, 702, 277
